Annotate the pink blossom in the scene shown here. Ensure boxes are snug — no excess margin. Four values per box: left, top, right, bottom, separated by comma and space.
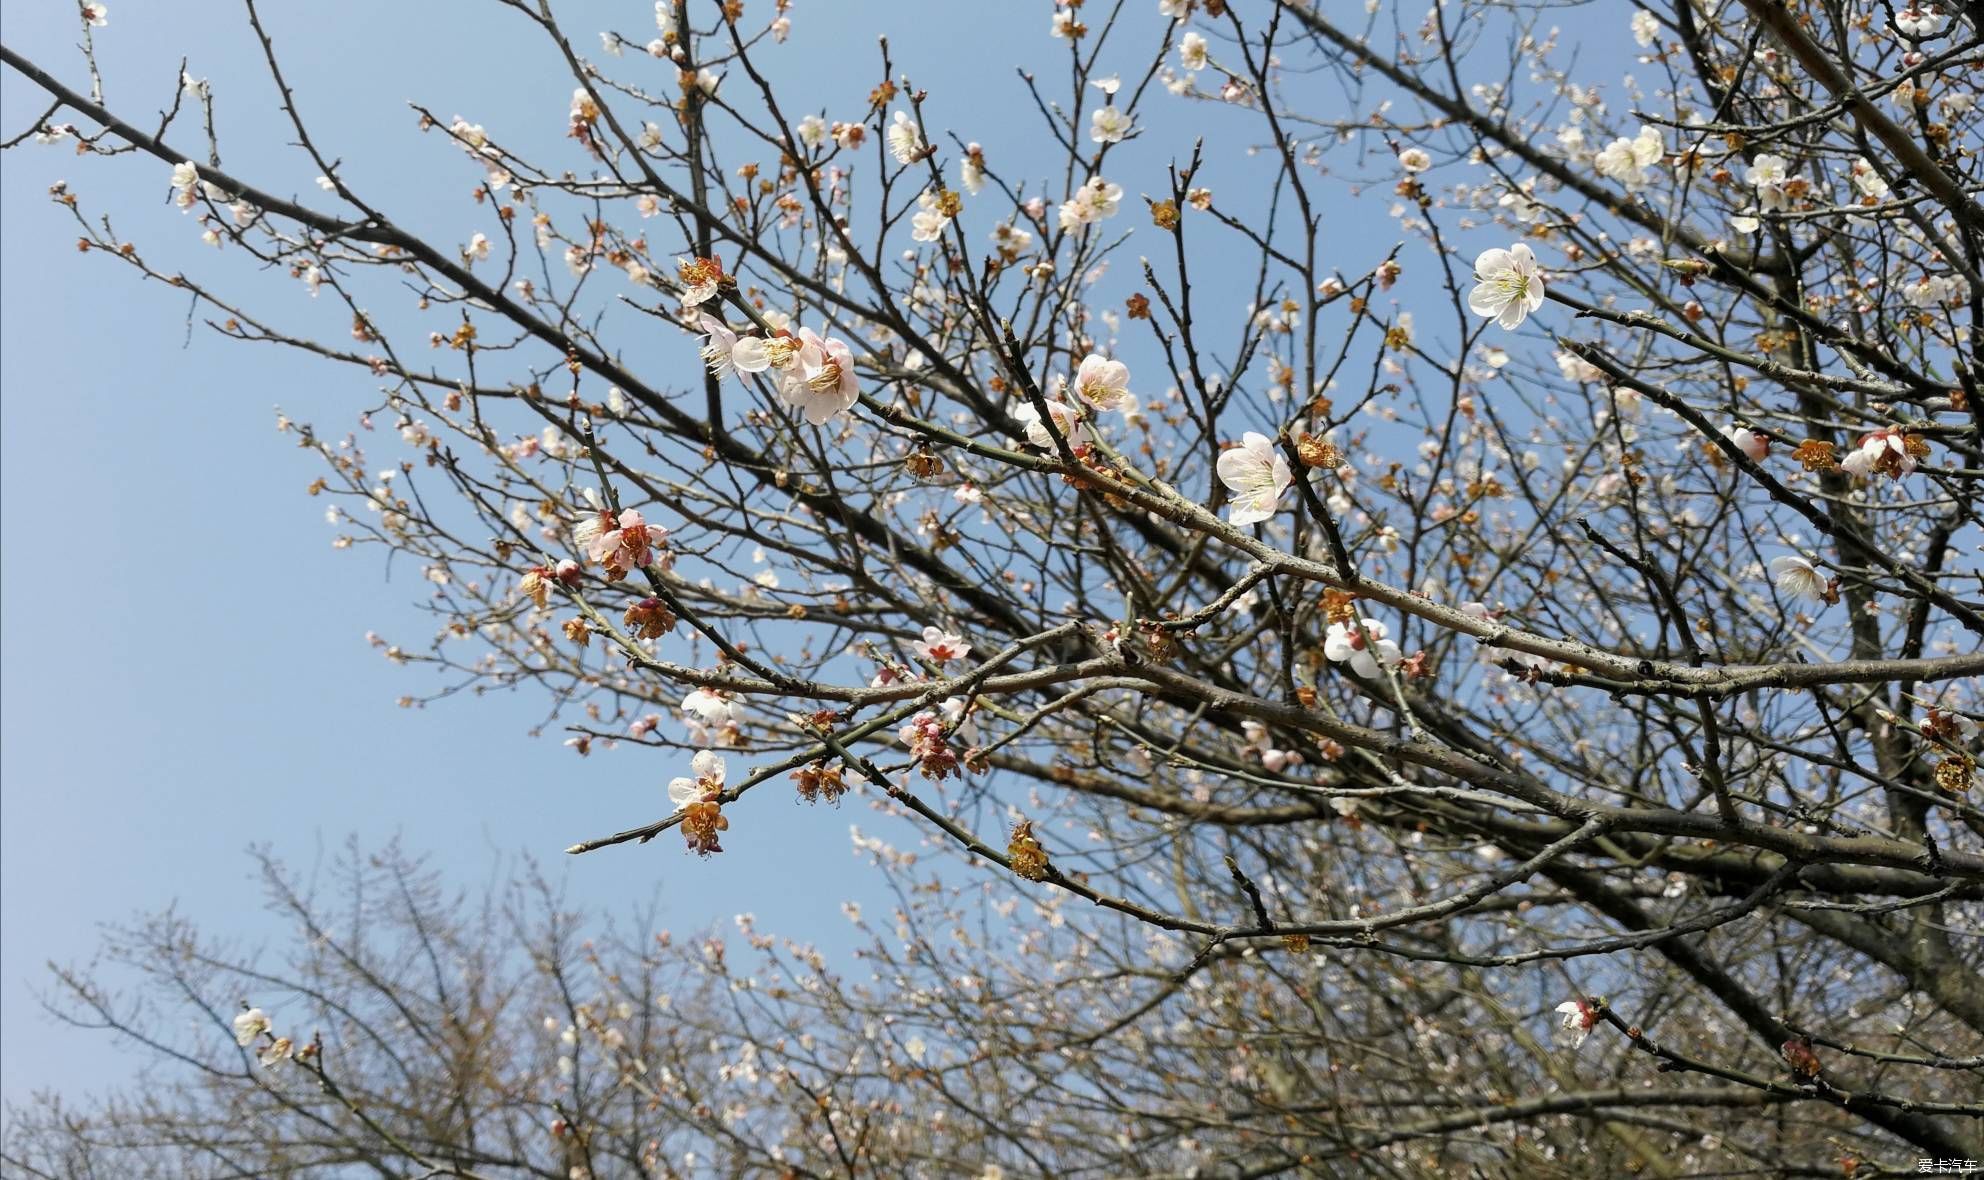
1721, 423, 1769, 462
575, 507, 664, 575
1554, 998, 1598, 1050
777, 328, 859, 424
912, 626, 973, 665
1840, 428, 1918, 480
1323, 617, 1403, 678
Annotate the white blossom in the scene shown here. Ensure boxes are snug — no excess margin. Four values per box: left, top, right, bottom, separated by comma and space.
1216, 432, 1293, 526
1467, 244, 1546, 330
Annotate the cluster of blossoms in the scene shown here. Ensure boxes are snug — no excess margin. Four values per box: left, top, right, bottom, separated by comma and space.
169, 160, 202, 209
231, 1005, 296, 1068
899, 711, 961, 780
1057, 176, 1124, 230
1323, 617, 1404, 679
668, 750, 729, 856
1012, 352, 1140, 457
910, 188, 961, 243
516, 559, 582, 608
573, 507, 666, 582
790, 761, 850, 805
1592, 125, 1664, 188
1902, 272, 1970, 309
682, 687, 743, 747
1894, 4, 1951, 37
1840, 428, 1927, 481
698, 315, 861, 425
1240, 719, 1303, 774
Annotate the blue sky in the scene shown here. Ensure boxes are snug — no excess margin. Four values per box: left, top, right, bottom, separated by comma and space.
0, 0, 1552, 1107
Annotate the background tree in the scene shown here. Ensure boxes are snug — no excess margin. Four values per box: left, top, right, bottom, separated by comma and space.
4, 0, 1981, 1172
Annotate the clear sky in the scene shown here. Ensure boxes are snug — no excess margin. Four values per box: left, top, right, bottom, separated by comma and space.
1, 0, 1509, 1107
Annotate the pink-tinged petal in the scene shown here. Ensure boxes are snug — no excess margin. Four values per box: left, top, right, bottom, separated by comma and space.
698, 313, 735, 344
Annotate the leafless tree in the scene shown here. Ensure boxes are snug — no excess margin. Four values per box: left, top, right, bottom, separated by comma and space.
5, 0, 1982, 1172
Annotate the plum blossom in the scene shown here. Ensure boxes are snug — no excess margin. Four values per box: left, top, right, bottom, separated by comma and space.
668, 750, 725, 809
1467, 244, 1546, 330
1397, 147, 1432, 173
1631, 10, 1658, 45
1057, 176, 1124, 230
1768, 555, 1830, 604
1179, 31, 1208, 71
1090, 106, 1131, 144
1069, 353, 1133, 412
1895, 5, 1948, 37
698, 315, 770, 379
913, 626, 973, 665
1902, 273, 1968, 308
81, 2, 108, 27
1554, 999, 1597, 1050
233, 1007, 271, 1046
1241, 720, 1304, 774
574, 507, 665, 577
1014, 399, 1090, 452
899, 711, 960, 779
910, 190, 952, 243
886, 111, 923, 164
1746, 153, 1792, 211
1324, 617, 1403, 678
170, 160, 200, 208
683, 687, 739, 727
675, 256, 724, 306
1216, 432, 1293, 525
795, 114, 826, 150
1593, 125, 1663, 188
775, 328, 860, 425
960, 144, 986, 194
1721, 423, 1769, 462
1839, 428, 1921, 480
1848, 157, 1890, 201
